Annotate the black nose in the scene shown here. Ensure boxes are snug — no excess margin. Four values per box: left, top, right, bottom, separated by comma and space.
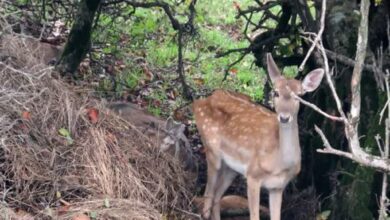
279, 116, 290, 123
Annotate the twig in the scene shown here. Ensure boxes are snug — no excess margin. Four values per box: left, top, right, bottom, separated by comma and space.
298, 0, 326, 71
314, 126, 354, 160
215, 47, 251, 58
379, 71, 390, 220
174, 207, 202, 219
236, 2, 278, 17
325, 49, 384, 76
292, 93, 343, 121
222, 52, 249, 81
116, 0, 181, 30
375, 134, 384, 157
317, 40, 348, 121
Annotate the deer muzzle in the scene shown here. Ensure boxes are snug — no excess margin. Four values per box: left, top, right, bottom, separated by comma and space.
278, 114, 292, 124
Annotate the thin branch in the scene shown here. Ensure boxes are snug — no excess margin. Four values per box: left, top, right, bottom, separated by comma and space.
375, 134, 385, 157
299, 0, 326, 71
317, 40, 348, 121
292, 93, 343, 121
222, 52, 249, 81
380, 99, 390, 125
215, 47, 251, 58
122, 0, 180, 30
325, 49, 384, 76
379, 71, 390, 220
315, 126, 354, 160
236, 2, 279, 17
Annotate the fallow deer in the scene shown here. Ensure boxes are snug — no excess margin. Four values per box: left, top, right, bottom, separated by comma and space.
193, 53, 324, 220
107, 102, 193, 169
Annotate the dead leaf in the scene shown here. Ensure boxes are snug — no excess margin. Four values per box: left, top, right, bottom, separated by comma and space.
233, 1, 240, 10
229, 68, 238, 75
142, 64, 154, 81
106, 132, 117, 143
57, 204, 70, 215
22, 111, 31, 120
15, 209, 34, 220
87, 108, 99, 124
193, 78, 204, 86
153, 99, 161, 107
72, 213, 91, 220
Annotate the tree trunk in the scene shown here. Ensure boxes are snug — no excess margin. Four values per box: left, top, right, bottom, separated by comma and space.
56, 0, 101, 75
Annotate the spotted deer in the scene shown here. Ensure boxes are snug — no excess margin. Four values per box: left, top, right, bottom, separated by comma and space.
107, 102, 193, 169
193, 53, 324, 220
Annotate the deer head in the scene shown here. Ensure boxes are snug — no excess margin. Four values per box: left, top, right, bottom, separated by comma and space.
267, 53, 324, 125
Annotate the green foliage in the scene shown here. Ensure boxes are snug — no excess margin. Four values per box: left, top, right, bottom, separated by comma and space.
147, 41, 178, 67
93, 0, 269, 104
338, 166, 375, 220
283, 66, 298, 78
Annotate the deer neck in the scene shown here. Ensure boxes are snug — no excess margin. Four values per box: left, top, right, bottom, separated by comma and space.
278, 117, 301, 169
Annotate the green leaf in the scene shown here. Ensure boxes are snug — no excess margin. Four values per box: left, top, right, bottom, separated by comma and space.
66, 136, 74, 145
56, 191, 61, 198
104, 198, 110, 208
90, 211, 97, 219
316, 210, 331, 220
58, 128, 70, 137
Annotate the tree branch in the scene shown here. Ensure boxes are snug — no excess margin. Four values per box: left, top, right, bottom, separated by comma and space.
292, 93, 343, 122
298, 0, 326, 71
298, 0, 390, 174
122, 0, 180, 30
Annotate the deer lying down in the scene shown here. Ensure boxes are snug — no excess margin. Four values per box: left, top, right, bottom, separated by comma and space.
193, 53, 324, 220
107, 102, 193, 169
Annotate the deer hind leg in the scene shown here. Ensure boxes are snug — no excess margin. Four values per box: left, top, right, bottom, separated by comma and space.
247, 176, 262, 220
211, 162, 238, 220
269, 188, 283, 220
203, 150, 222, 220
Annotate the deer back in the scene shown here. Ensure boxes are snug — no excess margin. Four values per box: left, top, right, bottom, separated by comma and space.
193, 90, 279, 158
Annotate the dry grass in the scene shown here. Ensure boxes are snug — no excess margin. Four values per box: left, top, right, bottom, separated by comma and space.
0, 30, 195, 219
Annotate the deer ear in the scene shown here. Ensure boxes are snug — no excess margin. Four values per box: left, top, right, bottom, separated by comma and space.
166, 117, 183, 131
267, 53, 282, 83
302, 68, 324, 93
166, 117, 176, 130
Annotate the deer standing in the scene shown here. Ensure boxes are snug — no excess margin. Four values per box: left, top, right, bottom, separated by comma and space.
193, 53, 324, 220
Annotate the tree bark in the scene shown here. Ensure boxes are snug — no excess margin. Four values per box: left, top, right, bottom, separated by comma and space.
56, 0, 101, 75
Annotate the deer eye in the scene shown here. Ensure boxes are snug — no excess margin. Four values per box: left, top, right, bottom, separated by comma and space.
273, 91, 279, 98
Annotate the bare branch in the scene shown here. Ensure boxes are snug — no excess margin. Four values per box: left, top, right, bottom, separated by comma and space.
122, 0, 180, 30
325, 49, 385, 76
292, 93, 343, 122
315, 126, 354, 159
215, 47, 250, 58
350, 0, 370, 125
315, 126, 390, 172
379, 72, 390, 220
304, 40, 348, 123
298, 0, 326, 71
305, 0, 390, 174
